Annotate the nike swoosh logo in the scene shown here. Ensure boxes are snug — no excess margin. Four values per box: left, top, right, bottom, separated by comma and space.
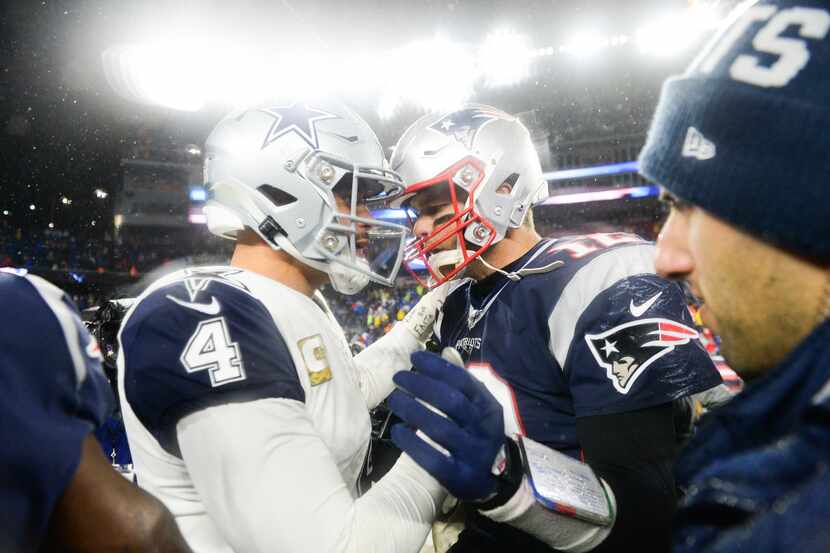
167, 295, 222, 316
630, 291, 662, 318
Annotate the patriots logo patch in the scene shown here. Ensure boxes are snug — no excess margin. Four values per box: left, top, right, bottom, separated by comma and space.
428, 106, 512, 150
585, 318, 699, 395
258, 102, 338, 150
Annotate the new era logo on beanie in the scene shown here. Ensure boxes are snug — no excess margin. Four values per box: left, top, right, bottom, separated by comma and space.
639, 1, 830, 261
682, 127, 716, 161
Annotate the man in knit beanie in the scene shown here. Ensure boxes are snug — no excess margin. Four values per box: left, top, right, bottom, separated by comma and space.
639, 1, 830, 551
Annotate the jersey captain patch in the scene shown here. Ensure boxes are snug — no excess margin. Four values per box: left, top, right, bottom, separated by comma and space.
585, 318, 700, 395
298, 334, 333, 386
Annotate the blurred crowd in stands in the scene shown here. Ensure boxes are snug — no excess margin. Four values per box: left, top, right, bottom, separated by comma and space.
326, 282, 427, 351
0, 209, 660, 339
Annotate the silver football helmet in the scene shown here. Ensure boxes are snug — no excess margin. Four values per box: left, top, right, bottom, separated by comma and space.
389, 104, 548, 286
203, 99, 407, 294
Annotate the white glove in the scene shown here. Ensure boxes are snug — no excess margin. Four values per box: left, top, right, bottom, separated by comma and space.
401, 284, 449, 343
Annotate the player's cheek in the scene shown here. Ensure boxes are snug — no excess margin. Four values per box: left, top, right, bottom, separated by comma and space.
424, 223, 458, 251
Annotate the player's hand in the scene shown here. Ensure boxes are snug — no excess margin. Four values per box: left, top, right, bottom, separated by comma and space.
401, 283, 449, 342
389, 350, 504, 501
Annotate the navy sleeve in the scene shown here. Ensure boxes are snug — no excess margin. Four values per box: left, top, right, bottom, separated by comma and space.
120, 280, 304, 456
567, 274, 722, 417
0, 271, 112, 552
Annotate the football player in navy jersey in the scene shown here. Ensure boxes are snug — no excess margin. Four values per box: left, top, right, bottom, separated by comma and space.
0, 269, 191, 552
385, 105, 722, 552
116, 98, 450, 553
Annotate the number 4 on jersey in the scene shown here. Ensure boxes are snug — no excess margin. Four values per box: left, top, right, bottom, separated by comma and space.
181, 317, 246, 387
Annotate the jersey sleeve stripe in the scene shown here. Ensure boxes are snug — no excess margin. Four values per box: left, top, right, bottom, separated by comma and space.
24, 274, 89, 387
547, 244, 657, 370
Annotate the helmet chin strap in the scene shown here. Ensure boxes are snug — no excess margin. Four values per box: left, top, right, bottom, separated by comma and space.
474, 251, 564, 282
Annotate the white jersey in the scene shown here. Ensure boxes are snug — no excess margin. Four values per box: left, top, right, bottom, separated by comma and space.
117, 266, 443, 553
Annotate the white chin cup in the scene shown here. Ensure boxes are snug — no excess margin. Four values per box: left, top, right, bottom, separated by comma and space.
427, 248, 472, 283
328, 256, 371, 295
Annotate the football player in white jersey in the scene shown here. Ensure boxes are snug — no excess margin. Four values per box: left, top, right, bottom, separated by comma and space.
116, 99, 447, 553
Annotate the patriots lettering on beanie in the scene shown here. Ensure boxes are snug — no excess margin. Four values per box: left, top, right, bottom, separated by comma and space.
639, 0, 830, 260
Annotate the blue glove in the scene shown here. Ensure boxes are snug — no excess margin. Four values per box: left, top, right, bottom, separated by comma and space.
389, 350, 505, 502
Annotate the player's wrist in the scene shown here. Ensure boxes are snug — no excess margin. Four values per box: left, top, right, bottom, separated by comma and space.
471, 437, 524, 511
401, 285, 448, 343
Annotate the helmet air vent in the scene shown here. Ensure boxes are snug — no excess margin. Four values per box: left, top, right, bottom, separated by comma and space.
258, 184, 298, 207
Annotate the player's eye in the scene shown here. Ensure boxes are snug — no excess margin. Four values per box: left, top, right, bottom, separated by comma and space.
658, 190, 692, 213
433, 213, 454, 227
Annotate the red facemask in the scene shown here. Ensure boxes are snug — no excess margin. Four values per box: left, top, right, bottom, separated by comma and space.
403, 156, 497, 288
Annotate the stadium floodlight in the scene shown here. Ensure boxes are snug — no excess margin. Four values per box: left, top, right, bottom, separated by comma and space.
479, 29, 532, 87
106, 38, 373, 111
60, 196, 72, 205
113, 42, 210, 111
29, 204, 35, 211
378, 37, 475, 119
94, 189, 109, 199
2, 210, 8, 216
189, 187, 208, 202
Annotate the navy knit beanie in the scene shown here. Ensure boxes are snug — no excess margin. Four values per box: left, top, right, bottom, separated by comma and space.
639, 1, 830, 261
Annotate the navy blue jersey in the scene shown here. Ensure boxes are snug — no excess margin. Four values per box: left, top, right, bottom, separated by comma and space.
94, 415, 133, 466
119, 269, 304, 457
436, 234, 721, 458
0, 269, 112, 551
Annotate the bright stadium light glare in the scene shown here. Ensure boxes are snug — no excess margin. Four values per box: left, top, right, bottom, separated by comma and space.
636, 14, 706, 56
688, 2, 721, 31
105, 41, 209, 111
377, 94, 401, 121
561, 31, 607, 58
378, 37, 475, 119
479, 29, 532, 87
637, 4, 722, 57
339, 52, 387, 95
189, 187, 208, 202
106, 38, 359, 111
252, 51, 335, 101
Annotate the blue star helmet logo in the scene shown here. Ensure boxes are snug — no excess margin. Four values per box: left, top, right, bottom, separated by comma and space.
428, 106, 512, 149
258, 102, 339, 150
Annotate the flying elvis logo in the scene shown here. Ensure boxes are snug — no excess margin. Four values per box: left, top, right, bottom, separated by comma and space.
585, 318, 699, 395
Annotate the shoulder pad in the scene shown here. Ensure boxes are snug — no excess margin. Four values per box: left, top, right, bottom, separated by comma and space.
120, 275, 303, 455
